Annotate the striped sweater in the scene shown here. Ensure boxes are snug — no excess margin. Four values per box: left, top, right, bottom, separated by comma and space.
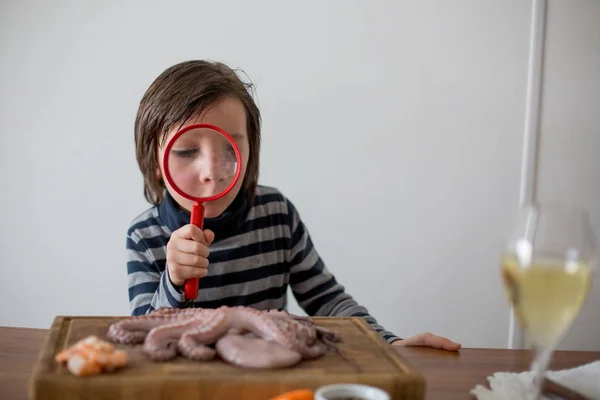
126, 185, 400, 343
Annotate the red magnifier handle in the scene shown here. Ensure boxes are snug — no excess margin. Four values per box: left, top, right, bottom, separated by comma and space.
184, 202, 205, 300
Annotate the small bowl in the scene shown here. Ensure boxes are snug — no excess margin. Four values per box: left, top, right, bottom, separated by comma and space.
314, 383, 390, 400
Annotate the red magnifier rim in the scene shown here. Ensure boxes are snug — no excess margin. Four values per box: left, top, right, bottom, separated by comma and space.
162, 123, 242, 204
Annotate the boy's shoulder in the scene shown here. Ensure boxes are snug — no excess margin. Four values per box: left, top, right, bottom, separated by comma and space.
250, 184, 294, 214
126, 205, 163, 237
254, 184, 286, 202
251, 184, 304, 218
254, 184, 302, 207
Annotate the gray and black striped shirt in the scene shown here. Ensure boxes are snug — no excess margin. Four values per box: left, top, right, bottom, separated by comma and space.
126, 185, 399, 343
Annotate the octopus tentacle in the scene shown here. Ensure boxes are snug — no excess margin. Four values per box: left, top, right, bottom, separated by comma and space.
265, 310, 354, 367
270, 318, 325, 358
228, 308, 292, 346
107, 317, 171, 344
107, 310, 205, 344
143, 315, 209, 361
176, 337, 217, 361
267, 311, 341, 342
226, 307, 325, 359
177, 308, 229, 361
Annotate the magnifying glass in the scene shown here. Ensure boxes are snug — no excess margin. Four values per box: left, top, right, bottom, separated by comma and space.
162, 123, 242, 301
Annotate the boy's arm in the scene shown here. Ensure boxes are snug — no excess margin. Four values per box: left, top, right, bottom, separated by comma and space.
284, 199, 401, 344
126, 230, 188, 315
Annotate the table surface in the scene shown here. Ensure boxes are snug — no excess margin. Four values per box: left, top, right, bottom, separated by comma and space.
1, 326, 598, 400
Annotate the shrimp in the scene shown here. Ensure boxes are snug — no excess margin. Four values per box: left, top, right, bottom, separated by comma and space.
66, 355, 103, 377
55, 335, 128, 376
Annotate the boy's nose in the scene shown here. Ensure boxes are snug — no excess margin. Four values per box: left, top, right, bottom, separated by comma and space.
199, 152, 231, 184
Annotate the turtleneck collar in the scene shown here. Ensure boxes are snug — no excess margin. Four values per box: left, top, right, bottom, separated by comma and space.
158, 188, 249, 241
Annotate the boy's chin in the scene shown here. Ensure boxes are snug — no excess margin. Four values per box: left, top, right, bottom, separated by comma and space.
174, 200, 226, 220
203, 202, 229, 219
171, 189, 239, 220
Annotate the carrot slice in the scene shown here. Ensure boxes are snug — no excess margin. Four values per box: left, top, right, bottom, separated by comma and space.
269, 389, 314, 400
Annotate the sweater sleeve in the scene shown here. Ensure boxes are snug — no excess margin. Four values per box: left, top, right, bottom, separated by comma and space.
284, 198, 401, 343
126, 229, 188, 315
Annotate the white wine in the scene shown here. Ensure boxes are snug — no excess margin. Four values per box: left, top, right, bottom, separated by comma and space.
501, 255, 593, 347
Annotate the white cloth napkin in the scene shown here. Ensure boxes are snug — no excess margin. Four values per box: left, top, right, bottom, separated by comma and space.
471, 360, 600, 399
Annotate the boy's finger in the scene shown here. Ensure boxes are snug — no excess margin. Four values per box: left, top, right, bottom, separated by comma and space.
176, 225, 208, 244
422, 334, 461, 351
204, 229, 215, 245
394, 333, 461, 351
174, 264, 209, 279
176, 239, 209, 258
189, 225, 209, 244
172, 252, 209, 269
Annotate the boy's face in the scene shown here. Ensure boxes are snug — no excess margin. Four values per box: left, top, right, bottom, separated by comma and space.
157, 96, 250, 219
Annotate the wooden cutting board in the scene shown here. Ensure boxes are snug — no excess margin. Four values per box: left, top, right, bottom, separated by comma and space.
29, 315, 425, 400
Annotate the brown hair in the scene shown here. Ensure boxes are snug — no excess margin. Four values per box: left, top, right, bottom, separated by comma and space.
134, 60, 261, 205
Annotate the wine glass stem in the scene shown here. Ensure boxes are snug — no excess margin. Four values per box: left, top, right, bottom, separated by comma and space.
531, 345, 553, 399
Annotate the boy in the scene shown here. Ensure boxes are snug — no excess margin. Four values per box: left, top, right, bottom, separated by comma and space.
127, 60, 460, 351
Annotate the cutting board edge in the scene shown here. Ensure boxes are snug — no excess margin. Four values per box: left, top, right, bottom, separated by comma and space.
31, 316, 68, 374
28, 316, 69, 400
29, 372, 425, 400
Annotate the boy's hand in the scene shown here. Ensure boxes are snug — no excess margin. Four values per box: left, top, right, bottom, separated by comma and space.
166, 225, 215, 287
391, 332, 461, 351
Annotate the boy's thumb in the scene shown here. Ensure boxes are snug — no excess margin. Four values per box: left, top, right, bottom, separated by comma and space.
204, 229, 215, 245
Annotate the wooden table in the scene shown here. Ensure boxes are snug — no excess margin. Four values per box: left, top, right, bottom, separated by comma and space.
396, 345, 599, 399
1, 326, 598, 400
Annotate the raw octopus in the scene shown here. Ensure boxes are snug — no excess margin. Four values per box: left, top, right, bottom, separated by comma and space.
106, 306, 344, 369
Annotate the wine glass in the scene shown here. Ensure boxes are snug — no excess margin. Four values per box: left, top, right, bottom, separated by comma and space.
501, 202, 596, 399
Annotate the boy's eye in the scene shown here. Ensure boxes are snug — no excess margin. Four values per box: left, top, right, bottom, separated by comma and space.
171, 148, 199, 158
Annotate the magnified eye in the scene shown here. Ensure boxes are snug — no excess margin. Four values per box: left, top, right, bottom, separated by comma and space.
172, 148, 199, 158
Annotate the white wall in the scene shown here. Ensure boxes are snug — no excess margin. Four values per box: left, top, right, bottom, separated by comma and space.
0, 0, 597, 350
536, 0, 600, 351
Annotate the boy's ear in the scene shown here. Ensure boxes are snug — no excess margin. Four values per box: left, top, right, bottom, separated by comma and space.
154, 152, 162, 180
154, 147, 168, 186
